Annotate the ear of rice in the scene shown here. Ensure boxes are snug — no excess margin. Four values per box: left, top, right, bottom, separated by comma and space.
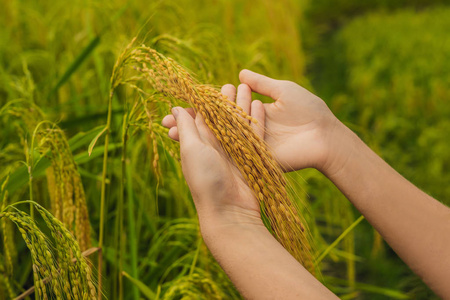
1, 176, 16, 298
0, 200, 97, 299
39, 125, 91, 251
1, 101, 91, 251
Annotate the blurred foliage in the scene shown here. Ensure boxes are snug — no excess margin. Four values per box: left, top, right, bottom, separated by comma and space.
308, 6, 450, 299
0, 0, 449, 299
305, 0, 449, 31
315, 6, 450, 203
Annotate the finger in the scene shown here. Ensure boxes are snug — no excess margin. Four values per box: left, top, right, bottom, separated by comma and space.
185, 107, 196, 118
172, 107, 201, 146
236, 84, 252, 116
162, 114, 176, 128
221, 84, 237, 103
195, 113, 221, 149
239, 69, 282, 100
168, 126, 179, 141
162, 108, 195, 128
251, 100, 265, 139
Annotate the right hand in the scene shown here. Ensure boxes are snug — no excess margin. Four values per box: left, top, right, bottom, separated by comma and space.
233, 69, 350, 175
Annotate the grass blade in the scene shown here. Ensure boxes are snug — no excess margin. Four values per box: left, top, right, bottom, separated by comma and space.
122, 272, 156, 299
126, 159, 139, 299
6, 142, 120, 193
315, 215, 365, 265
48, 36, 100, 98
325, 276, 410, 299
88, 125, 108, 156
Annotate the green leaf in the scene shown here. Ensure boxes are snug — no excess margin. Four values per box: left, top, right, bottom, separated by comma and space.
6, 125, 120, 193
48, 36, 101, 98
69, 125, 108, 152
74, 143, 120, 165
88, 126, 108, 156
122, 271, 156, 299
315, 215, 365, 265
325, 276, 411, 299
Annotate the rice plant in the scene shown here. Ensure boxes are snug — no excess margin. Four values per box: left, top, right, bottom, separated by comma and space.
0, 176, 96, 299
1, 0, 448, 299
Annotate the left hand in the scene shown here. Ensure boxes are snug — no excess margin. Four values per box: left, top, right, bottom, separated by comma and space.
162, 107, 265, 234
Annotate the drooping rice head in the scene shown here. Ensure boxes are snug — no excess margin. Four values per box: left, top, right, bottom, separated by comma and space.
0, 101, 91, 251
113, 41, 315, 274
0, 201, 96, 298
39, 126, 91, 251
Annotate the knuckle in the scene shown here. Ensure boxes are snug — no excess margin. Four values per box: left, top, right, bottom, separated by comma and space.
281, 80, 298, 89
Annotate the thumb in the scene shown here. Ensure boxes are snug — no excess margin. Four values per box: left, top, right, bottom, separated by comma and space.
172, 107, 201, 145
239, 69, 282, 100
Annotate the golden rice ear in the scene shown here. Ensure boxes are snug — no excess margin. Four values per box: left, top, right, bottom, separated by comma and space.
38, 125, 92, 251
116, 42, 315, 274
2, 101, 92, 251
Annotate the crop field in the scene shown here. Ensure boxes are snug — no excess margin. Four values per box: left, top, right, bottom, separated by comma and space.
1, 0, 449, 299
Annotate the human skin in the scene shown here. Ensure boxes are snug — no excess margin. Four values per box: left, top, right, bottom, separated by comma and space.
162, 70, 450, 299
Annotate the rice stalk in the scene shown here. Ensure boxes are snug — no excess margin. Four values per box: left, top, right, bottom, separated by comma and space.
38, 125, 91, 251
1, 175, 14, 276
0, 176, 15, 299
96, 38, 140, 297
106, 39, 181, 300
1, 101, 92, 251
111, 40, 315, 273
0, 200, 97, 299
109, 39, 179, 181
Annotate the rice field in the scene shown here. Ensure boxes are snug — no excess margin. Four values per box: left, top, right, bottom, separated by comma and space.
1, 0, 449, 299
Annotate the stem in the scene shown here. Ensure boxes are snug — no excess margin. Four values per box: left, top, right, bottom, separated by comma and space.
118, 111, 130, 300
98, 89, 113, 299
315, 215, 365, 266
126, 154, 139, 299
28, 120, 53, 218
28, 166, 34, 219
189, 238, 202, 276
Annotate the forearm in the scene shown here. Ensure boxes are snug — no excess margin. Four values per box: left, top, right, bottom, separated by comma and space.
199, 209, 338, 300
324, 123, 450, 297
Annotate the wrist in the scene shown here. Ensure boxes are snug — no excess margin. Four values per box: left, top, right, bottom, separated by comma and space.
197, 204, 266, 245
319, 120, 363, 178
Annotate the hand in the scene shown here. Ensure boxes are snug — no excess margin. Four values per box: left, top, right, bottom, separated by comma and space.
162, 110, 338, 300
232, 69, 348, 174
161, 108, 265, 234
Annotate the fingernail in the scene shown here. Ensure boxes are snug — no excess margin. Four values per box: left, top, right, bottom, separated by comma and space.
172, 107, 179, 119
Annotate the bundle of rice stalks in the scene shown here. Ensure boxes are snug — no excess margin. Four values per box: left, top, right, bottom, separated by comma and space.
111, 39, 315, 274
109, 40, 180, 180
0, 178, 96, 299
